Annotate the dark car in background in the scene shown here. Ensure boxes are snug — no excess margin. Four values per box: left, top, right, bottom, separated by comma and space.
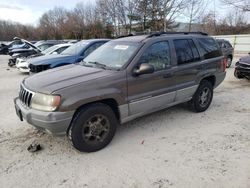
16, 43, 72, 73
234, 53, 250, 80
34, 40, 66, 51
0, 38, 25, 55
216, 39, 234, 68
28, 39, 110, 73
8, 39, 66, 67
8, 40, 42, 66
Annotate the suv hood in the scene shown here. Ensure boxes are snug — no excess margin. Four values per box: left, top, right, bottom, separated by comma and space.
29, 54, 76, 65
24, 64, 113, 93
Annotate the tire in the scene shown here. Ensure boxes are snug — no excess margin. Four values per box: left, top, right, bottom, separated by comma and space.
188, 80, 213, 112
234, 69, 244, 79
226, 57, 232, 68
68, 103, 118, 152
8, 59, 15, 67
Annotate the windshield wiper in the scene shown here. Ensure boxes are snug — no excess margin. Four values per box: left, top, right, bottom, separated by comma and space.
88, 61, 107, 69
80, 60, 93, 67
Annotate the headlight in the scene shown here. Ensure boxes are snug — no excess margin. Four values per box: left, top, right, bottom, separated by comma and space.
31, 93, 61, 112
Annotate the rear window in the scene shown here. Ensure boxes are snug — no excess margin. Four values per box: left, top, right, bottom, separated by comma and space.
197, 38, 221, 59
225, 41, 232, 48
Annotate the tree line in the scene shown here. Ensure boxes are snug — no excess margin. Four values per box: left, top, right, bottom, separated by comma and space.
0, 0, 249, 41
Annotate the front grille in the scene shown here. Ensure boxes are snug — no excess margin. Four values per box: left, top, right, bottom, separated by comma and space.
29, 64, 50, 73
19, 84, 34, 107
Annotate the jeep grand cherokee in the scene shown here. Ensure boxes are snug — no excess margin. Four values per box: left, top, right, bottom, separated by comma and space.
14, 32, 226, 152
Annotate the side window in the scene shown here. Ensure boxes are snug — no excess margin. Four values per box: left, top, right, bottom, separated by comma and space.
188, 39, 200, 62
55, 46, 68, 54
84, 42, 105, 57
225, 41, 232, 48
138, 41, 171, 71
197, 38, 222, 59
174, 39, 194, 65
39, 44, 53, 51
217, 41, 223, 48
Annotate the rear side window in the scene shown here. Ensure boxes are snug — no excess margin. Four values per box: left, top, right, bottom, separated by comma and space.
197, 38, 221, 59
55, 46, 68, 54
174, 39, 199, 65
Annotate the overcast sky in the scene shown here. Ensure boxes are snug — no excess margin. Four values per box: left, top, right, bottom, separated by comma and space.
0, 0, 248, 25
0, 0, 84, 25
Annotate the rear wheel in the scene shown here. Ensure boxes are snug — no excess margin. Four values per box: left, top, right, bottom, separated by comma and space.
68, 103, 118, 152
188, 80, 213, 112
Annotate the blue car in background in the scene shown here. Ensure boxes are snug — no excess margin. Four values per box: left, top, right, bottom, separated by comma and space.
29, 39, 110, 73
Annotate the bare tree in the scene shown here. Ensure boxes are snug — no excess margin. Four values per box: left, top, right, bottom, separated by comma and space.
216, 9, 250, 34
184, 0, 206, 31
221, 0, 250, 12
198, 11, 217, 34
38, 7, 68, 39
161, 0, 188, 31
126, 0, 140, 33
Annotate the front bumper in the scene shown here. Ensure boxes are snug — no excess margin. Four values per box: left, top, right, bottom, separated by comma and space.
16, 61, 30, 73
17, 67, 30, 73
14, 98, 75, 136
235, 62, 250, 79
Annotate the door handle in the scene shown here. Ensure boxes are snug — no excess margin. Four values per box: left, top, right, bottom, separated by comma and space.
163, 73, 173, 78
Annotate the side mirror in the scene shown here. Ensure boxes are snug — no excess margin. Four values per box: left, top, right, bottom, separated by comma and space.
248, 52, 250, 55
52, 51, 58, 55
133, 63, 154, 76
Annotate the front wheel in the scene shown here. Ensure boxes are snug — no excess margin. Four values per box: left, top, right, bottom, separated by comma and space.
68, 103, 118, 152
188, 80, 213, 112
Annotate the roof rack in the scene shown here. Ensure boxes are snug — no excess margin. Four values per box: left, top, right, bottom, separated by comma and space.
116, 34, 134, 39
146, 31, 208, 38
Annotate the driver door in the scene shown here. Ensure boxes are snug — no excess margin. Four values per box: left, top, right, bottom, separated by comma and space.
127, 41, 176, 116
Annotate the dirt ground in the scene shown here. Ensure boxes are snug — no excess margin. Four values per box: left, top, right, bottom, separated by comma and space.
0, 55, 250, 188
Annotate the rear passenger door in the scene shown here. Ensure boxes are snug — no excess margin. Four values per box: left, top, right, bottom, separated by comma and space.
172, 39, 202, 102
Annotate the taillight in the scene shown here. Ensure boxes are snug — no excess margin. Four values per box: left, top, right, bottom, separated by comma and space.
221, 58, 227, 72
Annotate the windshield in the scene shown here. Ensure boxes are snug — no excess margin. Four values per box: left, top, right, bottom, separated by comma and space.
83, 41, 140, 69
42, 45, 58, 54
61, 40, 88, 55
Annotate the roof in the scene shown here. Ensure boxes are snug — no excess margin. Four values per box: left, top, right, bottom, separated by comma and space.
83, 38, 111, 43
115, 35, 148, 42
53, 43, 73, 47
114, 32, 209, 43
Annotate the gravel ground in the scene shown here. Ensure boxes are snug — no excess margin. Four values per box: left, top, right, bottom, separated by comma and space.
0, 55, 250, 188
